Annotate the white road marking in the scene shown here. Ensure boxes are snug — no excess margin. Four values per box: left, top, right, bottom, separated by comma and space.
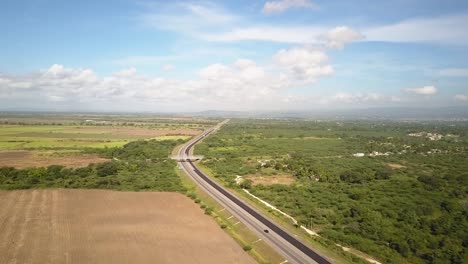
252, 238, 262, 244
233, 221, 240, 226
218, 208, 226, 212
280, 260, 288, 264
227, 215, 234, 220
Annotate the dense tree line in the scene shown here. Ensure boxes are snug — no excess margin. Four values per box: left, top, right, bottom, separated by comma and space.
196, 120, 468, 263
0, 140, 186, 192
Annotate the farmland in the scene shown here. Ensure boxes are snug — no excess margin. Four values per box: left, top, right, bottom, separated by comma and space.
0, 124, 200, 150
0, 151, 109, 169
0, 114, 260, 264
0, 189, 255, 264
0, 113, 214, 169
195, 119, 468, 263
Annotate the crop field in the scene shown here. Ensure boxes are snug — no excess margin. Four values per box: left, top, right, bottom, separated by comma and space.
0, 113, 214, 169
196, 119, 468, 263
0, 151, 110, 169
0, 124, 199, 150
0, 189, 255, 264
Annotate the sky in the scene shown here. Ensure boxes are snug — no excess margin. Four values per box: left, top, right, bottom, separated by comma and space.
1, 0, 468, 112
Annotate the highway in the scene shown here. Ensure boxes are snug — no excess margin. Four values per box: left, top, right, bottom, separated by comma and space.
176, 120, 332, 264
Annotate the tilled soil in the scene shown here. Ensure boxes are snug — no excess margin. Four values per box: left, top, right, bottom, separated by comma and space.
0, 189, 255, 264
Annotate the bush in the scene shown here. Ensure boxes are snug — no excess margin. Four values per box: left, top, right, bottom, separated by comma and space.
340, 171, 367, 184
96, 162, 119, 177
242, 245, 252, 251
240, 179, 253, 189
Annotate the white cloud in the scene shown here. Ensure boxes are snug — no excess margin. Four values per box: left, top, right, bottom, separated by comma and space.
262, 0, 318, 14
320, 26, 364, 49
454, 94, 468, 102
141, 3, 468, 46
439, 68, 468, 77
142, 2, 237, 33
114, 68, 137, 77
201, 25, 363, 47
364, 13, 468, 45
201, 25, 324, 43
182, 3, 236, 24
0, 61, 452, 111
405, 85, 437, 95
140, 2, 362, 48
329, 92, 386, 104
273, 47, 333, 81
0, 60, 289, 111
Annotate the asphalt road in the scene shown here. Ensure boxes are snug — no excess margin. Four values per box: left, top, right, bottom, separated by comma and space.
177, 120, 332, 264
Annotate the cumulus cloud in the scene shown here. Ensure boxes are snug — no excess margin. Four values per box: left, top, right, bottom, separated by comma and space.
1, 51, 334, 110
320, 26, 364, 49
454, 94, 468, 102
273, 47, 333, 81
0, 61, 448, 111
405, 85, 437, 95
262, 0, 318, 14
0, 60, 289, 111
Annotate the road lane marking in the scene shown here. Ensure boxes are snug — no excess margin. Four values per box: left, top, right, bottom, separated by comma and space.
280, 260, 288, 264
218, 208, 226, 212
233, 221, 240, 226
227, 215, 234, 220
252, 238, 262, 244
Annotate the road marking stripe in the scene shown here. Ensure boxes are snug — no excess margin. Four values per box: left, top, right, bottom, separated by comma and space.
233, 221, 240, 226
252, 238, 262, 244
218, 208, 226, 212
280, 260, 288, 264
227, 215, 233, 220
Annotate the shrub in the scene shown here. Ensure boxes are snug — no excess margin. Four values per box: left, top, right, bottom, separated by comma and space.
242, 245, 252, 251
96, 162, 119, 177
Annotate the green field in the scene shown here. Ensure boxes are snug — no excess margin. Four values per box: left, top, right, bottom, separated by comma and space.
0, 115, 209, 185
0, 113, 213, 191
0, 125, 192, 150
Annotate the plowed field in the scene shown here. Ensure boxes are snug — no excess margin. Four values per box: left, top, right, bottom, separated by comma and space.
0, 189, 255, 264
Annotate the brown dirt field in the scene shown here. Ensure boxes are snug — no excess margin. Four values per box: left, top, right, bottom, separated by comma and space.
0, 189, 255, 264
245, 174, 295, 186
0, 151, 110, 169
75, 127, 201, 137
387, 163, 406, 169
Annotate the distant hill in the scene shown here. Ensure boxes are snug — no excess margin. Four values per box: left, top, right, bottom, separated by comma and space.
2, 106, 467, 121
185, 107, 468, 120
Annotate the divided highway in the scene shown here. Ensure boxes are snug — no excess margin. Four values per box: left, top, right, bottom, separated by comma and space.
177, 120, 332, 264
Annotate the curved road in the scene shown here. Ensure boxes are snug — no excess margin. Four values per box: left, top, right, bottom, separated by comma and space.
177, 120, 331, 264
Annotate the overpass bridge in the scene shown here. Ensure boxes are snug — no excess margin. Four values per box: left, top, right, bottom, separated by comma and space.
170, 155, 204, 162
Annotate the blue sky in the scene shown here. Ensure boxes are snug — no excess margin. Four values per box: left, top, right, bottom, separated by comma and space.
1, 0, 468, 112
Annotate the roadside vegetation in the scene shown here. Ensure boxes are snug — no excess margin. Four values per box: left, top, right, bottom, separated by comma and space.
0, 139, 187, 192
0, 113, 218, 192
195, 119, 468, 264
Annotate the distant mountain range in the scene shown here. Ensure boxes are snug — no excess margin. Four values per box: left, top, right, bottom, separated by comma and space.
183, 107, 468, 120
1, 106, 467, 121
